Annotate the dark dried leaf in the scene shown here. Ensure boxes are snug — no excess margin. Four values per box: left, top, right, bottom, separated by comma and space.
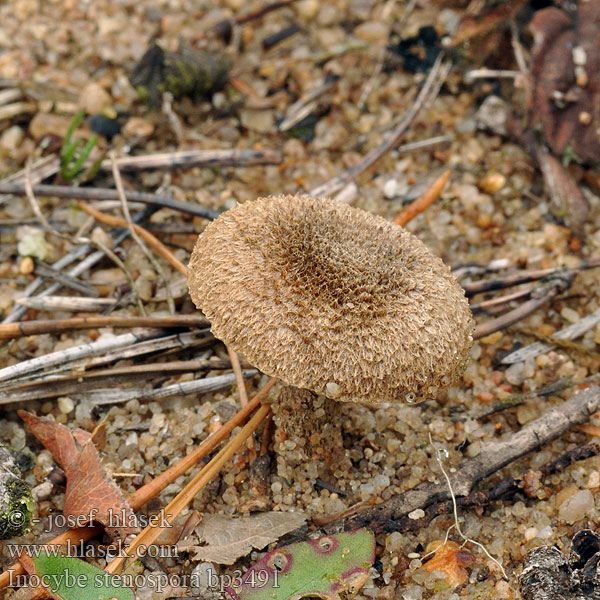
528, 4, 600, 165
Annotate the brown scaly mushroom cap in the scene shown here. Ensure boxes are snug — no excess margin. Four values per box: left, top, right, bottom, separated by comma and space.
188, 195, 473, 404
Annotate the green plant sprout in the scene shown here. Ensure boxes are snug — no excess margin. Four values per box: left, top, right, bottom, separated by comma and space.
60, 110, 104, 182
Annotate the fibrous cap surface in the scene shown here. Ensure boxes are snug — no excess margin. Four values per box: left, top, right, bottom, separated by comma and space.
188, 195, 473, 404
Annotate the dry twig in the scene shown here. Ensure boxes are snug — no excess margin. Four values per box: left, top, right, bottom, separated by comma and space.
393, 170, 450, 227
0, 314, 208, 341
315, 385, 600, 534
105, 403, 271, 574
501, 307, 600, 364
473, 273, 574, 340
110, 151, 175, 314
0, 183, 220, 220
310, 54, 450, 198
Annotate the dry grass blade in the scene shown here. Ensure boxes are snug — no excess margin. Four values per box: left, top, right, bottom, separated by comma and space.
33, 261, 99, 296
98, 148, 282, 171
110, 151, 176, 314
105, 403, 271, 575
310, 54, 449, 198
77, 369, 257, 406
16, 296, 118, 312
0, 315, 208, 341
0, 358, 231, 404
0, 329, 163, 383
0, 183, 220, 219
78, 202, 188, 276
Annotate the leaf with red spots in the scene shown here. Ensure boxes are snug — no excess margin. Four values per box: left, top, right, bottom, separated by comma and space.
18, 410, 137, 541
225, 529, 375, 600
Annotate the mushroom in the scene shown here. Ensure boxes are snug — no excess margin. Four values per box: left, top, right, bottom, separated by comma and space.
187, 195, 473, 466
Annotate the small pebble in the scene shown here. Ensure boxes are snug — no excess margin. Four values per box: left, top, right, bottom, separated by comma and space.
79, 82, 112, 114
19, 256, 34, 275
32, 481, 53, 501
122, 117, 154, 138
57, 397, 74, 414
479, 172, 506, 194
383, 179, 399, 199
560, 307, 580, 323
354, 21, 388, 43
505, 362, 526, 386
0, 125, 24, 151
296, 0, 319, 19
408, 509, 425, 520
558, 489, 595, 524
240, 109, 274, 133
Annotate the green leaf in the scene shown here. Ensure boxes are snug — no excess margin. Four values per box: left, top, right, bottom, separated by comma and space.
225, 529, 375, 600
30, 551, 134, 600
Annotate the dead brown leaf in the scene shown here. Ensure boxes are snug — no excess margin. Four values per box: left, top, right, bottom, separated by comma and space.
528, 4, 600, 165
422, 540, 475, 587
181, 511, 306, 565
18, 410, 138, 541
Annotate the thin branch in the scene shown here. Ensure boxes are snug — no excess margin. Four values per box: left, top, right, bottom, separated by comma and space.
110, 151, 175, 314
105, 403, 272, 575
469, 287, 532, 315
473, 274, 573, 340
33, 261, 99, 297
386, 442, 600, 533
0, 314, 209, 341
0, 329, 162, 383
461, 258, 600, 297
78, 202, 188, 276
316, 385, 600, 534
310, 54, 450, 198
99, 148, 282, 172
501, 307, 600, 364
0, 183, 220, 220
0, 358, 233, 404
16, 296, 119, 312
78, 369, 257, 406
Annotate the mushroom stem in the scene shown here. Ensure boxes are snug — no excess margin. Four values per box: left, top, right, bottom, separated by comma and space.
271, 386, 344, 476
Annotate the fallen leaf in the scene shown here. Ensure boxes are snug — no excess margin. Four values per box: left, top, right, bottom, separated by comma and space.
528, 4, 600, 165
450, 0, 527, 57
18, 410, 90, 471
184, 511, 306, 565
535, 145, 590, 235
422, 540, 475, 587
18, 411, 137, 541
225, 529, 376, 600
